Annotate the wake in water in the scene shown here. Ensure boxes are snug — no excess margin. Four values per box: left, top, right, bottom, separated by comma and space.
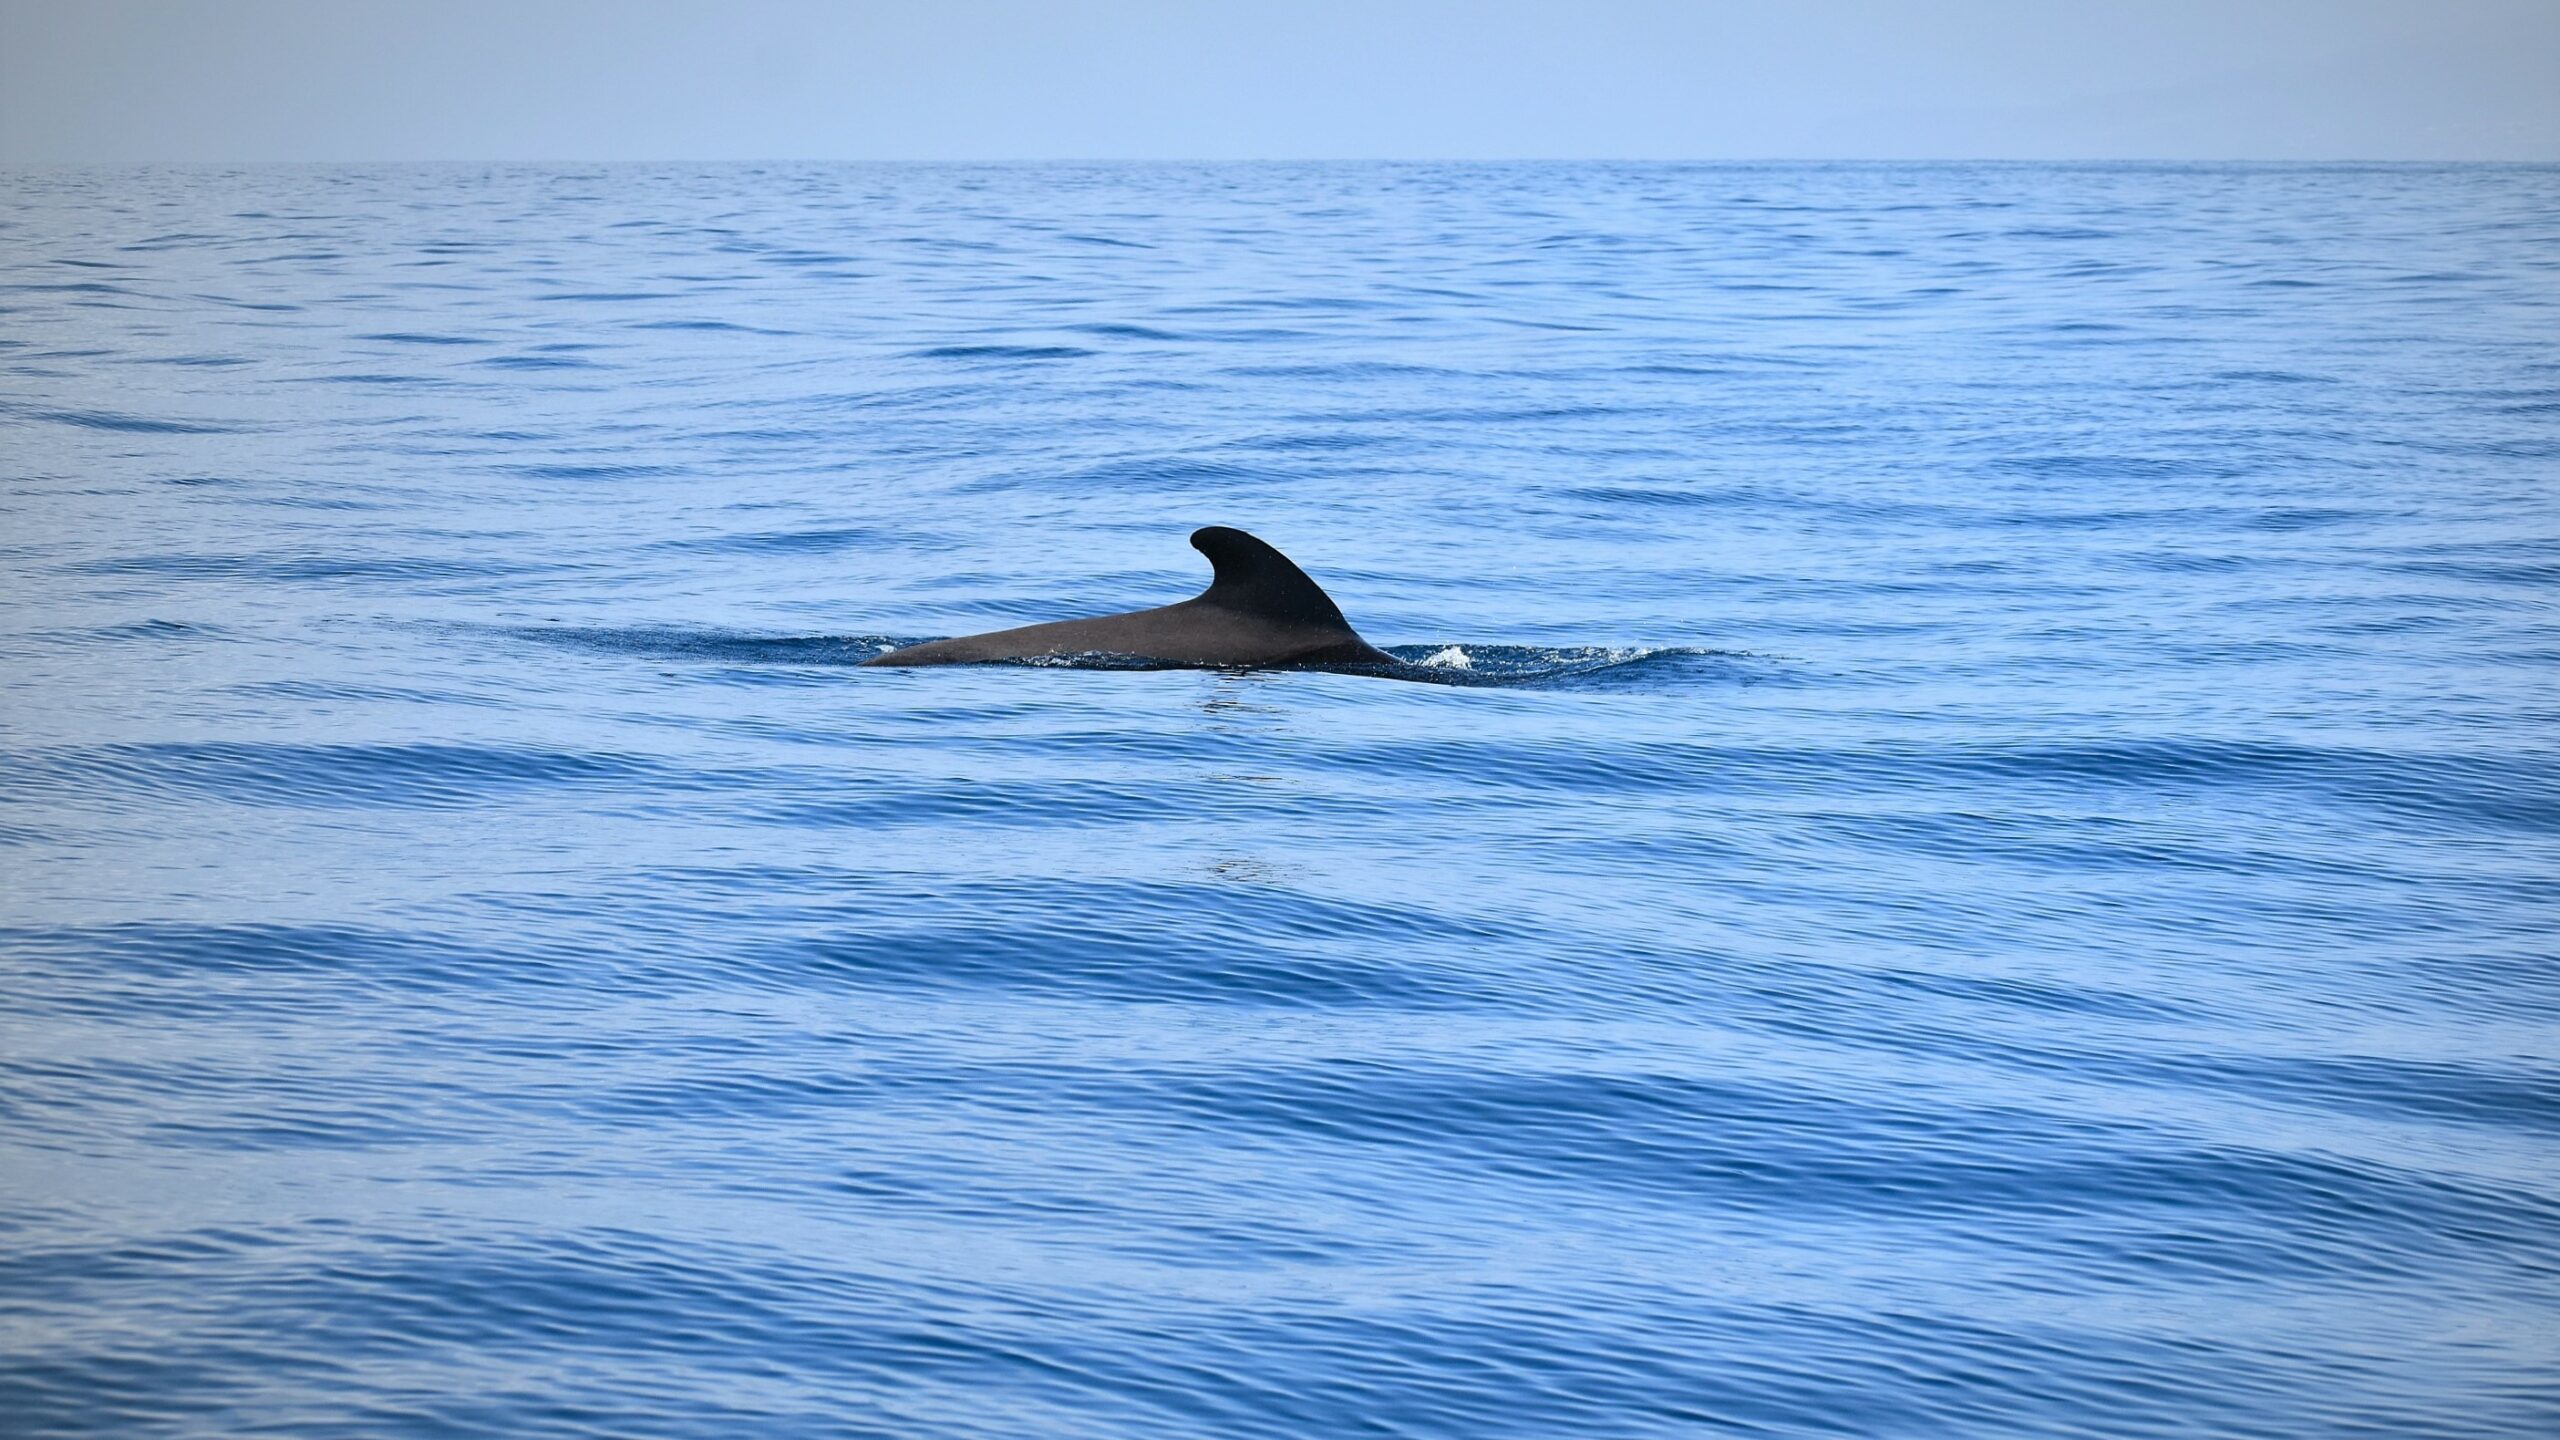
504, 625, 1745, 689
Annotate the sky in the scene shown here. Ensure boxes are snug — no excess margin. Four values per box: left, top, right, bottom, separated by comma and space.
2, 0, 2554, 163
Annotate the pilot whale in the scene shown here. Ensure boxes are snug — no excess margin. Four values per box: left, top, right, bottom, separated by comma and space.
863, 526, 1395, 669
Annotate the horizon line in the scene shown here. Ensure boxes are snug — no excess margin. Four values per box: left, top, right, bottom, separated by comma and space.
8, 155, 2555, 167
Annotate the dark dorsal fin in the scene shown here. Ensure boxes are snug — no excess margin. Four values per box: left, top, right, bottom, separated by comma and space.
1189, 526, 1355, 630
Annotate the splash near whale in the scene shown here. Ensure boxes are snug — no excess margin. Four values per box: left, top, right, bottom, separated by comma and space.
864, 526, 1395, 670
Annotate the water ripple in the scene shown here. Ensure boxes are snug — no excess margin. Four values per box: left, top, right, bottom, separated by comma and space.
3, 160, 2555, 1440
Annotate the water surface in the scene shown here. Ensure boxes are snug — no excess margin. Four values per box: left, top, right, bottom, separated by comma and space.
3, 162, 2556, 1437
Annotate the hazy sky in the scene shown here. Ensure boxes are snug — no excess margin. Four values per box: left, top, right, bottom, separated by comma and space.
3, 0, 2554, 162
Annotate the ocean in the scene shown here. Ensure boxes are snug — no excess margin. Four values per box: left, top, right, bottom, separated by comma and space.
2, 161, 2555, 1437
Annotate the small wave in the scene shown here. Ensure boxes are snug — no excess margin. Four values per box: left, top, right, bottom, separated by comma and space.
911, 343, 1095, 361
22, 407, 241, 434
756, 250, 858, 267
647, 526, 888, 556
7, 741, 664, 811
1372, 644, 1737, 688
279, 371, 446, 387
476, 354, 605, 370
190, 294, 300, 312
71, 552, 559, 584
494, 462, 676, 482
626, 319, 794, 334
90, 618, 233, 643
1067, 322, 1185, 340
508, 625, 899, 668
3, 279, 144, 297
1033, 456, 1273, 493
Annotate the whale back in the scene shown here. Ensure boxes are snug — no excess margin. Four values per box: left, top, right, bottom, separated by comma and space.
1188, 525, 1355, 630
862, 525, 1390, 668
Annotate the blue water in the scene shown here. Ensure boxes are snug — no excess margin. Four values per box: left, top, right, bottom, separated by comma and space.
3, 162, 2556, 1437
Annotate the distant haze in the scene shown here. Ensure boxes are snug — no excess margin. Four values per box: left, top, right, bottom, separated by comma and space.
3, 0, 2555, 162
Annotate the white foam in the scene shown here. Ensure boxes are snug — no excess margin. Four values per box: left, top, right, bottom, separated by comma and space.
1419, 646, 1474, 669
